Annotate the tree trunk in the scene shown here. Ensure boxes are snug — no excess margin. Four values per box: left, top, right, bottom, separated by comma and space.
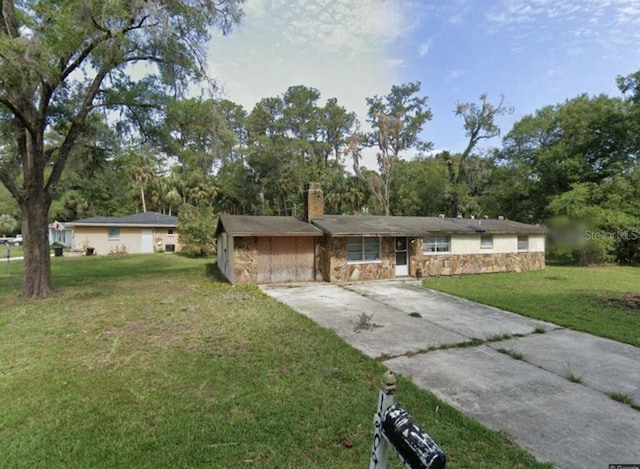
140, 185, 147, 212
21, 194, 53, 299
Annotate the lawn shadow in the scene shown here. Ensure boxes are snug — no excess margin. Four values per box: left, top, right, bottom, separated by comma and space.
0, 255, 215, 296
205, 262, 228, 283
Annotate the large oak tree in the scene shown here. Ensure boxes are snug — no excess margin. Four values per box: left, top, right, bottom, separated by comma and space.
353, 82, 432, 216
0, 0, 243, 298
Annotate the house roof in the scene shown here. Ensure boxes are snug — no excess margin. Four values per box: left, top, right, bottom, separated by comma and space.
216, 214, 323, 237
66, 211, 178, 228
215, 213, 546, 238
311, 215, 547, 236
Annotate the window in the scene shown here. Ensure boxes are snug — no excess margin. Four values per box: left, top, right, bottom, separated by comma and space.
518, 235, 529, 251
346, 237, 380, 262
168, 229, 174, 237
480, 235, 493, 249
423, 236, 450, 253
107, 228, 120, 240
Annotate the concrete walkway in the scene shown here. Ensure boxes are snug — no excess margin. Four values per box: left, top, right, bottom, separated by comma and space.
0, 256, 24, 261
261, 280, 640, 469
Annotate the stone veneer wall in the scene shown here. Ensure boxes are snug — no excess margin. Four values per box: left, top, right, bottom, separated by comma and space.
233, 237, 259, 284
315, 235, 332, 282
317, 236, 395, 282
410, 237, 545, 276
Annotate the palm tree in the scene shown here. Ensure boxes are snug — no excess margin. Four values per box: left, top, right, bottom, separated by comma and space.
0, 214, 18, 236
131, 165, 154, 212
165, 188, 183, 215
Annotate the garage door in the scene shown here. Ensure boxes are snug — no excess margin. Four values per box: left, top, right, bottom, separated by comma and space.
256, 236, 315, 283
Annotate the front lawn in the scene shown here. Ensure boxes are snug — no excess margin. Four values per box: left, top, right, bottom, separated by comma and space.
1, 244, 22, 259
0, 255, 550, 468
423, 265, 640, 347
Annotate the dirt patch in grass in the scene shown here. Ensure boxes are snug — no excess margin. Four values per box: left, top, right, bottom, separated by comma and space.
601, 292, 640, 312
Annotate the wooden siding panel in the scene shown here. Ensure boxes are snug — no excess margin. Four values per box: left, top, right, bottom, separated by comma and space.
256, 236, 315, 283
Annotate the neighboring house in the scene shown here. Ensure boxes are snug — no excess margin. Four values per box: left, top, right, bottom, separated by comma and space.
48, 221, 73, 247
65, 212, 180, 255
216, 183, 547, 285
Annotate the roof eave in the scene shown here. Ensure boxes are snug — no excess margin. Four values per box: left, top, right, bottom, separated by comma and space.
225, 231, 321, 237
68, 223, 176, 228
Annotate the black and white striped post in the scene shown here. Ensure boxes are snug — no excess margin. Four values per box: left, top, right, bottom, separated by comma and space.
369, 371, 447, 469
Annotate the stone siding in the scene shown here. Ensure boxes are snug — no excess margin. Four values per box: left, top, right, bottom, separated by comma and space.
315, 235, 334, 282
233, 237, 258, 284
412, 249, 545, 276
318, 236, 395, 282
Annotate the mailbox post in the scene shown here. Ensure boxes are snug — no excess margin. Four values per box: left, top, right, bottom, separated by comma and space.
370, 371, 447, 469
369, 370, 397, 469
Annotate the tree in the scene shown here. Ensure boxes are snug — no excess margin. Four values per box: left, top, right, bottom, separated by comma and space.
617, 70, 640, 105
177, 204, 217, 258
447, 94, 512, 216
156, 97, 235, 175
0, 213, 17, 236
390, 156, 450, 216
354, 82, 432, 216
216, 99, 248, 164
500, 94, 635, 221
320, 97, 356, 166
546, 179, 640, 265
617, 70, 640, 161
0, 0, 243, 298
49, 115, 135, 221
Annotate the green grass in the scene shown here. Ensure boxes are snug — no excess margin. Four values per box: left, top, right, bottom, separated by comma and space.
423, 266, 640, 347
606, 391, 635, 406
496, 348, 525, 360
1, 244, 23, 259
564, 368, 583, 384
0, 255, 551, 468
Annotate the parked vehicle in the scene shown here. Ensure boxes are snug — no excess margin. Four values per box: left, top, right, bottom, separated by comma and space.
1, 234, 23, 246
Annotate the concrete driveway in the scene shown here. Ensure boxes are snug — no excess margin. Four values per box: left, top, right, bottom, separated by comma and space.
261, 280, 640, 469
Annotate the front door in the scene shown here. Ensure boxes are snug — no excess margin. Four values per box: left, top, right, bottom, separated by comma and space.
395, 237, 408, 277
141, 229, 154, 253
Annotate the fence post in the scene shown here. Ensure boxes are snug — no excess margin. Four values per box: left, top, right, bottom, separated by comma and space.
369, 370, 397, 469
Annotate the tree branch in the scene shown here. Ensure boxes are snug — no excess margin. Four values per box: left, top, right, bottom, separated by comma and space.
60, 10, 153, 81
1, 0, 20, 38
0, 96, 37, 136
60, 32, 111, 81
0, 163, 22, 202
87, 100, 162, 112
45, 65, 111, 197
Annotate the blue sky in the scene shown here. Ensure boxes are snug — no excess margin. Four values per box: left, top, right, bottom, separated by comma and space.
208, 0, 640, 162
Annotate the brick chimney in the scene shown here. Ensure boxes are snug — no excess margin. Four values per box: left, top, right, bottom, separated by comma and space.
303, 182, 324, 221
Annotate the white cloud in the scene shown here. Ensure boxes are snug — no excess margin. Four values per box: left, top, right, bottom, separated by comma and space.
447, 0, 473, 24
208, 0, 415, 125
618, 4, 640, 23
447, 69, 466, 80
418, 39, 433, 57
486, 0, 640, 32
482, 0, 640, 61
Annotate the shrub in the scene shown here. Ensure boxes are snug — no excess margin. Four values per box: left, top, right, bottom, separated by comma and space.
177, 205, 217, 258
571, 239, 614, 266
